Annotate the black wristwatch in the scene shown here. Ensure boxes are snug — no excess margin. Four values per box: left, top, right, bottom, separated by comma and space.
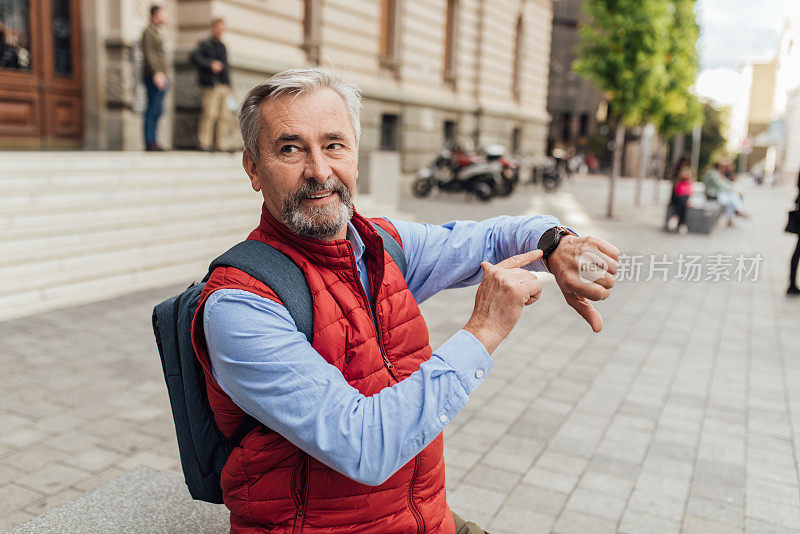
538, 226, 573, 261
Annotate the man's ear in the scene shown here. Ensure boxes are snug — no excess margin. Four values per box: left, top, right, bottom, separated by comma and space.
242, 149, 261, 192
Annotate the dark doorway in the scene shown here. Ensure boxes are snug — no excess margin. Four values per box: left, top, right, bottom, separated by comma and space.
380, 113, 399, 151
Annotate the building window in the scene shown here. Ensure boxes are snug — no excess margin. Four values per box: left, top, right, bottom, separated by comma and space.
380, 114, 400, 150
561, 112, 572, 142
579, 113, 590, 137
512, 14, 524, 101
511, 127, 521, 154
379, 0, 401, 69
444, 0, 458, 83
303, 0, 321, 64
443, 120, 457, 144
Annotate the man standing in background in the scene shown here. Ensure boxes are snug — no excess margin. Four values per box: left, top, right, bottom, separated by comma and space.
191, 18, 232, 152
141, 5, 169, 151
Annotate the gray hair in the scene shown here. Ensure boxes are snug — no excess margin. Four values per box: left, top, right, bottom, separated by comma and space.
238, 67, 362, 162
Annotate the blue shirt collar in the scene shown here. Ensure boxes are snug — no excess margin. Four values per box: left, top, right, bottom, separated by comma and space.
345, 220, 365, 262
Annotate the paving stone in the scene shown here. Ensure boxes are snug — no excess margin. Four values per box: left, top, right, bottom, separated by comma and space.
532, 450, 589, 477
446, 483, 507, 517
15, 463, 88, 495
522, 467, 579, 494
578, 470, 636, 499
488, 504, 554, 534
565, 488, 627, 521
505, 483, 568, 516
0, 510, 36, 531
746, 477, 800, 506
744, 517, 800, 533
461, 465, 520, 493
552, 510, 617, 534
22, 487, 83, 516
618, 510, 681, 534
61, 446, 123, 473
626, 488, 685, 521
686, 495, 744, 527
0, 427, 49, 449
684, 515, 743, 534
0, 484, 45, 516
745, 496, 800, 529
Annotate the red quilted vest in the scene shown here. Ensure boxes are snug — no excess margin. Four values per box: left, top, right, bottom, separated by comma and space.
191, 204, 455, 534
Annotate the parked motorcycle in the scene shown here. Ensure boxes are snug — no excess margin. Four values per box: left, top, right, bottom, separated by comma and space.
412, 146, 499, 201
485, 145, 519, 197
530, 157, 564, 190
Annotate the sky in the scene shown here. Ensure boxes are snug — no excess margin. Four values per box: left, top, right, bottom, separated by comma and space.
694, 0, 800, 106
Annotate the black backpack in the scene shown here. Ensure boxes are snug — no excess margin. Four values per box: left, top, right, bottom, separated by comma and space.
152, 226, 406, 503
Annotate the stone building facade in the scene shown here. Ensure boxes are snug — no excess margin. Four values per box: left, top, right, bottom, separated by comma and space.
0, 0, 554, 171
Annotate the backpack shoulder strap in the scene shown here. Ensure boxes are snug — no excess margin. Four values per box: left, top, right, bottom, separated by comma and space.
371, 222, 407, 278
205, 240, 314, 342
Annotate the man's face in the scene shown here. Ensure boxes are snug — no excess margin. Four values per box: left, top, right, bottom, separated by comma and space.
242, 88, 358, 241
152, 8, 167, 26
212, 20, 225, 39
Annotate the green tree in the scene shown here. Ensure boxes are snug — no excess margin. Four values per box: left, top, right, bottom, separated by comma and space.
575, 0, 672, 217
655, 0, 703, 140
698, 102, 726, 172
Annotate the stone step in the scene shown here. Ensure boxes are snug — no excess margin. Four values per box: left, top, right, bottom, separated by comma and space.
0, 180, 254, 218
0, 151, 409, 321
0, 195, 259, 240
1, 210, 257, 268
0, 166, 248, 195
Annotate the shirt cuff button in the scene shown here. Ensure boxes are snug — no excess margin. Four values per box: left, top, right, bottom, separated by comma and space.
475, 369, 485, 379
439, 414, 447, 423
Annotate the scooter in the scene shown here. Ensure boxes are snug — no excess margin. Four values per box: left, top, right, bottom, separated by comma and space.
412, 147, 497, 201
485, 145, 519, 197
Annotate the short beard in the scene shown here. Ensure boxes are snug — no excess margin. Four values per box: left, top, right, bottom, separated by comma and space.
282, 177, 354, 240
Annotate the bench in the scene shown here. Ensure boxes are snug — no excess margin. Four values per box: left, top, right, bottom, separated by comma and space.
664, 195, 723, 234
9, 466, 229, 534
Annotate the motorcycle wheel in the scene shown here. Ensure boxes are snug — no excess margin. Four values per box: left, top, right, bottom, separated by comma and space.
542, 172, 560, 190
412, 177, 434, 197
472, 181, 493, 202
496, 176, 515, 197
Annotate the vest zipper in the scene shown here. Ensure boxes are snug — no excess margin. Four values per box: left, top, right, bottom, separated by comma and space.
346, 242, 399, 383
291, 454, 308, 534
408, 456, 425, 534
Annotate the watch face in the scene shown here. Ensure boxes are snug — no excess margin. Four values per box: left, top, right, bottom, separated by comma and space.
540, 227, 564, 256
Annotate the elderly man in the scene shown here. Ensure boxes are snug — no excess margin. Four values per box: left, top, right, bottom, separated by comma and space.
191, 68, 618, 533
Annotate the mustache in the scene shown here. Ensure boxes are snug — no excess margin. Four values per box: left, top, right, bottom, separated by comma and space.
289, 177, 352, 205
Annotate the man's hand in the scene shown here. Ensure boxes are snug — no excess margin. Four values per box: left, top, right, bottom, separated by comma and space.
210, 60, 223, 74
153, 71, 167, 90
464, 250, 543, 354
547, 235, 619, 333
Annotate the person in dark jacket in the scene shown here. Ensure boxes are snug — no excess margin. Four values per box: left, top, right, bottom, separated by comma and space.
141, 4, 169, 151
191, 18, 232, 152
789, 169, 800, 295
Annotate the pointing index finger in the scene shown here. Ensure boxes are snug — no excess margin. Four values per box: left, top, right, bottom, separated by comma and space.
495, 249, 544, 269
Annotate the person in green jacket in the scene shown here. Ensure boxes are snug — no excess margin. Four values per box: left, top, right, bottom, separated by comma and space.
141, 5, 169, 151
703, 160, 743, 226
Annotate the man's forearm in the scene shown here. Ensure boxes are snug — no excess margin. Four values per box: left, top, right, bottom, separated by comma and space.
389, 215, 561, 303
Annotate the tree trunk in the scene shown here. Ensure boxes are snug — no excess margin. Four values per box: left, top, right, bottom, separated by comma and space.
608, 123, 625, 218
690, 125, 701, 177
655, 138, 668, 203
635, 124, 654, 206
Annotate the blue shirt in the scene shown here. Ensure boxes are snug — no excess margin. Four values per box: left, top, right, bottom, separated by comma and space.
203, 214, 560, 485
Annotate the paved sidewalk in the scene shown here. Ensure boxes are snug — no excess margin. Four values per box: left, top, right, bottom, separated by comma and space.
1, 175, 799, 532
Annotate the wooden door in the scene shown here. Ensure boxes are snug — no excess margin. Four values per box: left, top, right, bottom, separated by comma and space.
0, 0, 82, 148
